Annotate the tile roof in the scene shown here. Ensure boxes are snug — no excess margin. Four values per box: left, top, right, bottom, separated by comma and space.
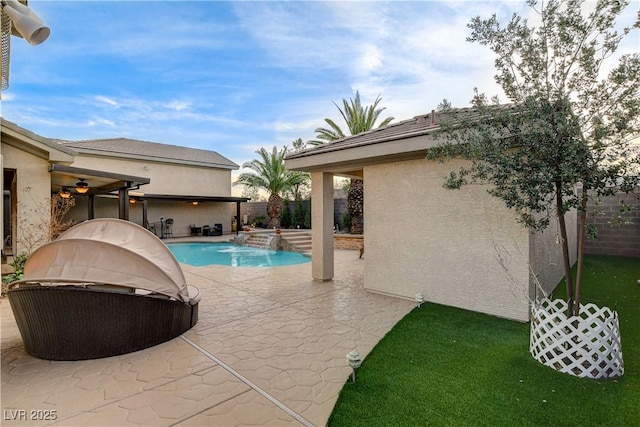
61, 137, 238, 169
287, 106, 500, 160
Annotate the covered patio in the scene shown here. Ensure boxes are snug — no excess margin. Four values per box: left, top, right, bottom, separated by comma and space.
286, 110, 573, 322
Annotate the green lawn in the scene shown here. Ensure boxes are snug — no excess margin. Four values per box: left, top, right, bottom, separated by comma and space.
328, 255, 640, 427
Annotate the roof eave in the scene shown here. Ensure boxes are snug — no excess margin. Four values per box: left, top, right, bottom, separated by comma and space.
286, 131, 442, 173
71, 147, 239, 170
1, 119, 77, 163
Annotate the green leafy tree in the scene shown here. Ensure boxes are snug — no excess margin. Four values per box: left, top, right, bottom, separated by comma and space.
304, 200, 312, 229
430, 0, 640, 316
293, 199, 306, 228
281, 199, 292, 229
292, 137, 306, 152
234, 147, 309, 228
310, 91, 394, 234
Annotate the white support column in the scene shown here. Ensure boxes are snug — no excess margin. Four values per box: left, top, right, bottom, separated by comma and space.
311, 171, 334, 282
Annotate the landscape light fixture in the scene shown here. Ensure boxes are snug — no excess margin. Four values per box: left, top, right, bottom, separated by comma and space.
415, 293, 424, 308
75, 178, 89, 194
1, 0, 50, 90
346, 350, 362, 382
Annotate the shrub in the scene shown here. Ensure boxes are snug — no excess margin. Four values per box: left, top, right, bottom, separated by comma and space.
2, 253, 29, 296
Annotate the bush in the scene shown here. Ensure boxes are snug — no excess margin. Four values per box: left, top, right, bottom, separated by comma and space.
304, 200, 312, 229
2, 253, 29, 296
253, 215, 267, 228
281, 200, 292, 228
342, 211, 352, 232
293, 200, 305, 228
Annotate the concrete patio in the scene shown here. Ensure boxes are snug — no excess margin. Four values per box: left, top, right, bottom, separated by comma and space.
1, 247, 414, 426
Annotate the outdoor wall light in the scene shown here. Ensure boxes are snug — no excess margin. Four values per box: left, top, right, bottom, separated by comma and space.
415, 293, 424, 308
346, 350, 362, 382
59, 187, 71, 199
192, 201, 199, 206
1, 0, 50, 45
129, 198, 136, 204
75, 178, 89, 194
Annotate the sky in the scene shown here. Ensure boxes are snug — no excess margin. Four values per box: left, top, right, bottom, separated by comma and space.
2, 0, 639, 192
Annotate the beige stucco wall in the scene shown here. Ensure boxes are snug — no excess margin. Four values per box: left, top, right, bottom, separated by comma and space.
69, 154, 232, 196
66, 197, 232, 238
2, 144, 51, 255
364, 158, 532, 322
63, 153, 235, 236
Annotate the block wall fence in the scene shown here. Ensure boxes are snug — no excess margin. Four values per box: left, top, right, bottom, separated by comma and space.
233, 191, 639, 258
581, 190, 640, 259
233, 199, 348, 231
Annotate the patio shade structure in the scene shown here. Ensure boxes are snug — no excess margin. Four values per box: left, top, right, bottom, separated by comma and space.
49, 164, 150, 220
140, 194, 251, 235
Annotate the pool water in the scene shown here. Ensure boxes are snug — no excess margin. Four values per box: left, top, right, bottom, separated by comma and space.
167, 242, 311, 267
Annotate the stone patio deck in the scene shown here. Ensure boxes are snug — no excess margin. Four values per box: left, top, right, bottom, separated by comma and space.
1, 247, 414, 426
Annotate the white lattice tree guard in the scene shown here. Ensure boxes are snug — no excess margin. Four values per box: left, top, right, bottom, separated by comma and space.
530, 298, 624, 379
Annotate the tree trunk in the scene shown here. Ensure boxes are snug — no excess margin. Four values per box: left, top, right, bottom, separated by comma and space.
267, 194, 283, 228
573, 187, 589, 317
555, 181, 575, 317
347, 178, 364, 234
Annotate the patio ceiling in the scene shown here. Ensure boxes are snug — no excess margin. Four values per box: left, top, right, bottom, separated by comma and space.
49, 164, 150, 196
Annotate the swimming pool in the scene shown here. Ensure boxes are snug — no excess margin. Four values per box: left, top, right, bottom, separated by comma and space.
167, 242, 311, 267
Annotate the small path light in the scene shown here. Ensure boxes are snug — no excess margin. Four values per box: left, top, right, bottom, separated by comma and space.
415, 293, 424, 308
346, 350, 362, 382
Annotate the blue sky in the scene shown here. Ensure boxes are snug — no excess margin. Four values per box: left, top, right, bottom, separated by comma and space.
2, 1, 638, 183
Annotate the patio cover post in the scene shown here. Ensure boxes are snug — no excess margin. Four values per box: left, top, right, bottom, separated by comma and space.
236, 201, 241, 235
142, 200, 148, 229
311, 172, 334, 281
88, 194, 95, 220
118, 182, 131, 220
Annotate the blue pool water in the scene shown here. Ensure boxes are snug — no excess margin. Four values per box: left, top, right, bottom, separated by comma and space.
167, 242, 310, 267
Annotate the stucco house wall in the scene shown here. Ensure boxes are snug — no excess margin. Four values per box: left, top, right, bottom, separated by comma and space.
67, 197, 231, 237
68, 155, 232, 197
63, 145, 237, 237
286, 108, 579, 323
2, 144, 52, 255
364, 158, 532, 321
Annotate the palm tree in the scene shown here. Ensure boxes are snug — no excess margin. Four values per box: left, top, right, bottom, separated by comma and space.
309, 91, 394, 146
234, 146, 309, 228
310, 91, 394, 234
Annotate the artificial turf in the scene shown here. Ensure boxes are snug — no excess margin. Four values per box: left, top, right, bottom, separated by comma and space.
328, 255, 640, 427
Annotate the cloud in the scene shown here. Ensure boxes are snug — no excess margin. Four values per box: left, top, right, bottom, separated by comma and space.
87, 117, 115, 128
164, 101, 192, 112
5, 0, 638, 167
95, 96, 118, 107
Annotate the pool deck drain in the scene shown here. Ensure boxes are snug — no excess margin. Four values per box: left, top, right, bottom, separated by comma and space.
1, 247, 415, 426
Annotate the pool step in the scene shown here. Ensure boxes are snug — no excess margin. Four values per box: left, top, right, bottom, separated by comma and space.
240, 231, 312, 256
280, 232, 312, 256
244, 234, 273, 250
